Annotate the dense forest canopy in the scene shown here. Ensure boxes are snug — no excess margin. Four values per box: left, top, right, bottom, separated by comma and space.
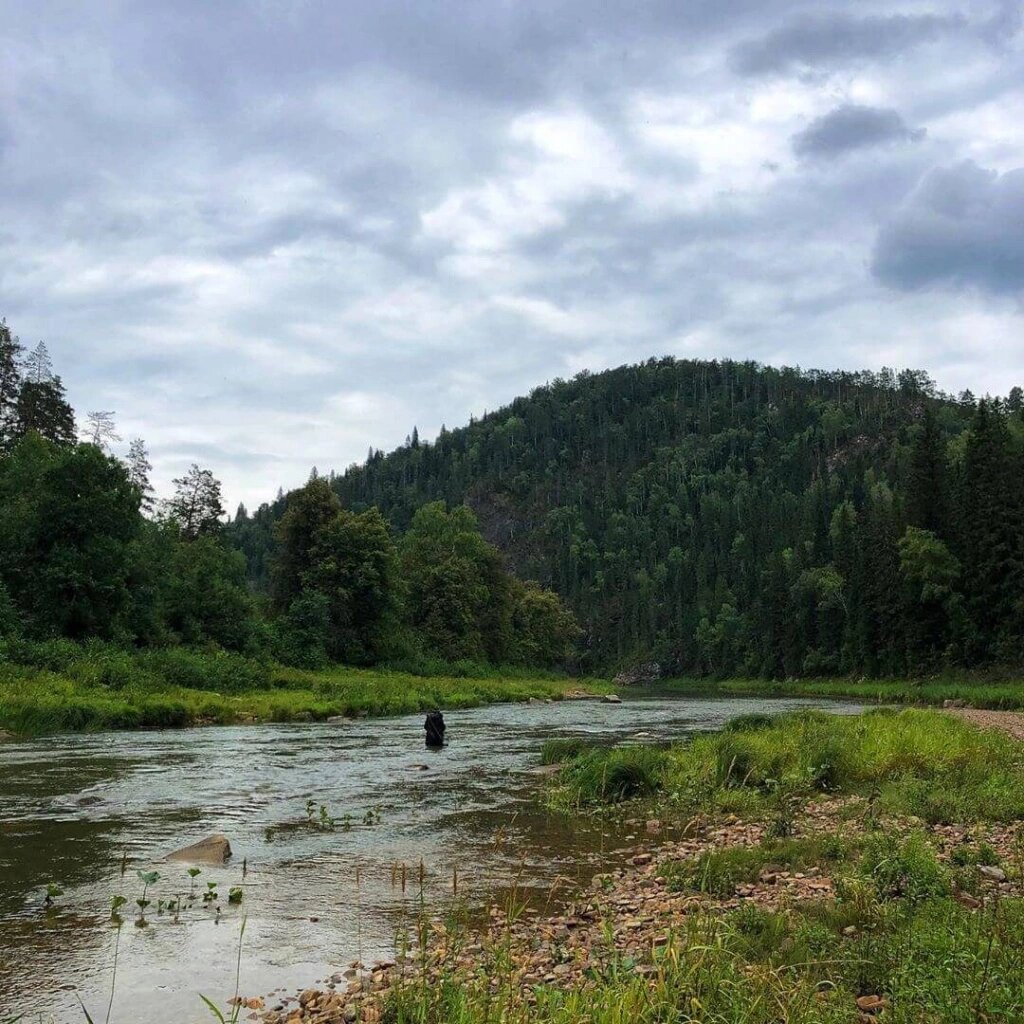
231, 357, 1024, 677
0, 317, 578, 672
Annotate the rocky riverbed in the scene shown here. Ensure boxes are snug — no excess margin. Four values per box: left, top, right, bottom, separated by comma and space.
252, 794, 1024, 1024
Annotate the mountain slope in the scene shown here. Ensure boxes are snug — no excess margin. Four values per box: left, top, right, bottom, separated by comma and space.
231, 358, 1023, 675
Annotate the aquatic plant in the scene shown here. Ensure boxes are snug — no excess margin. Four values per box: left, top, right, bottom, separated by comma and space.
43, 882, 63, 907
203, 880, 219, 904
228, 887, 243, 904
135, 870, 159, 924
109, 895, 127, 922
187, 866, 202, 897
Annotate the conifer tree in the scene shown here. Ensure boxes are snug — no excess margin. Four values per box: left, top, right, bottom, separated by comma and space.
15, 376, 76, 446
126, 438, 155, 514
0, 321, 23, 452
905, 406, 948, 536
957, 400, 1024, 660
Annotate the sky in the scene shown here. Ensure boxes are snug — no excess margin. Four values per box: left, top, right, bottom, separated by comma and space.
2, 1, 1023, 510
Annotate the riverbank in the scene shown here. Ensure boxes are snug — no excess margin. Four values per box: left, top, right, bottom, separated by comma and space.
659, 675, 1024, 709
259, 708, 1024, 1024
0, 648, 607, 736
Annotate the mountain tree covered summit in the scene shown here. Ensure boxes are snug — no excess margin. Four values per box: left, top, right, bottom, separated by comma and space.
233, 357, 1024, 677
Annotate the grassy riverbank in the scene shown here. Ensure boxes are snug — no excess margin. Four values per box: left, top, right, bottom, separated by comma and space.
277, 708, 1024, 1024
660, 674, 1024, 709
0, 640, 604, 736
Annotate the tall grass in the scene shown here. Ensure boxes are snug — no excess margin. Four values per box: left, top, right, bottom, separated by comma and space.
663, 675, 1024, 709
553, 708, 1024, 822
0, 639, 604, 735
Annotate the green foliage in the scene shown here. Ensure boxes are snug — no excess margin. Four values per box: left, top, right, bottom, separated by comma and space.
230, 358, 1024, 677
400, 502, 511, 662
540, 736, 593, 764
385, 896, 1024, 1024
552, 709, 1024, 823
555, 745, 670, 805
0, 645, 600, 734
306, 506, 402, 664
666, 834, 854, 896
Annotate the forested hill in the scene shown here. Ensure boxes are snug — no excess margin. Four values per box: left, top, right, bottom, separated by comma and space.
230, 358, 1024, 677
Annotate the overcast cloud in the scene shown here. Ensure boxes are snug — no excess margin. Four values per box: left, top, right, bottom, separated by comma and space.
1, 0, 1023, 508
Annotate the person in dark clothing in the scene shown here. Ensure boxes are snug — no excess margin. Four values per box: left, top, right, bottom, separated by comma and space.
424, 710, 446, 748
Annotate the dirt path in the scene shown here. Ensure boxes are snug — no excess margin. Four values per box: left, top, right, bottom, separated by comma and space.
947, 707, 1024, 741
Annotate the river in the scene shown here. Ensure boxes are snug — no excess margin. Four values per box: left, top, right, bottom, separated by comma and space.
0, 694, 862, 1023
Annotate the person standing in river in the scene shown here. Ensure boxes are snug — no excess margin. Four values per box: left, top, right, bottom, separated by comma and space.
424, 710, 446, 748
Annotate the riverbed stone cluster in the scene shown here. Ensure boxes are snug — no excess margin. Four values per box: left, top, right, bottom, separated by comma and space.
254, 795, 1024, 1024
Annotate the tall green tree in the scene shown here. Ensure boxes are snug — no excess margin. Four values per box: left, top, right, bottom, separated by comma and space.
166, 464, 225, 539
0, 435, 141, 638
957, 401, 1024, 661
0, 320, 23, 452
305, 507, 401, 664
401, 502, 512, 662
905, 406, 948, 536
270, 477, 341, 612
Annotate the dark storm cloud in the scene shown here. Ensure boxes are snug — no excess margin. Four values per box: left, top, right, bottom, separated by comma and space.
731, 12, 966, 75
1, 0, 1022, 506
872, 161, 1024, 294
792, 105, 925, 159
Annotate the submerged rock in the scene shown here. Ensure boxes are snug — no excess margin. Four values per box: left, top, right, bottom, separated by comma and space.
166, 833, 232, 864
602, 694, 622, 704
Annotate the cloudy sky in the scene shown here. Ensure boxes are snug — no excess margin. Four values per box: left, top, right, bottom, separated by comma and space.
2, 1, 1023, 508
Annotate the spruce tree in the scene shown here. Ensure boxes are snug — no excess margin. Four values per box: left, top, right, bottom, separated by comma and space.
0, 321, 23, 452
15, 377, 76, 446
957, 401, 1024, 660
905, 406, 948, 536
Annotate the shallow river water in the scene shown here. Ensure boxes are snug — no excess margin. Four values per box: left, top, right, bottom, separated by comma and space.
0, 694, 862, 1023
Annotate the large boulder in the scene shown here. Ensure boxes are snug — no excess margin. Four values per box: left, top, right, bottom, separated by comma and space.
165, 834, 232, 864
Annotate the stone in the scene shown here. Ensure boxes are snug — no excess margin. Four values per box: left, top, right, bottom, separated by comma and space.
0, 730, 14, 742
602, 693, 622, 704
326, 715, 348, 724
855, 994, 887, 1014
979, 865, 1007, 882
943, 699, 966, 708
165, 833, 232, 864
955, 891, 982, 909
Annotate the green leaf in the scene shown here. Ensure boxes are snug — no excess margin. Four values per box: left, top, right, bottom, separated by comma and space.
198, 994, 228, 1023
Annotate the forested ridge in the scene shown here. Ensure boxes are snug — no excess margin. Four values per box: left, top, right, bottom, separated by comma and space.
0, 317, 577, 674
232, 358, 1024, 677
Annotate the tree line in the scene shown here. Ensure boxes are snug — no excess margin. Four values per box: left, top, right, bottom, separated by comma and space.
231, 357, 1024, 678
0, 318, 579, 670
